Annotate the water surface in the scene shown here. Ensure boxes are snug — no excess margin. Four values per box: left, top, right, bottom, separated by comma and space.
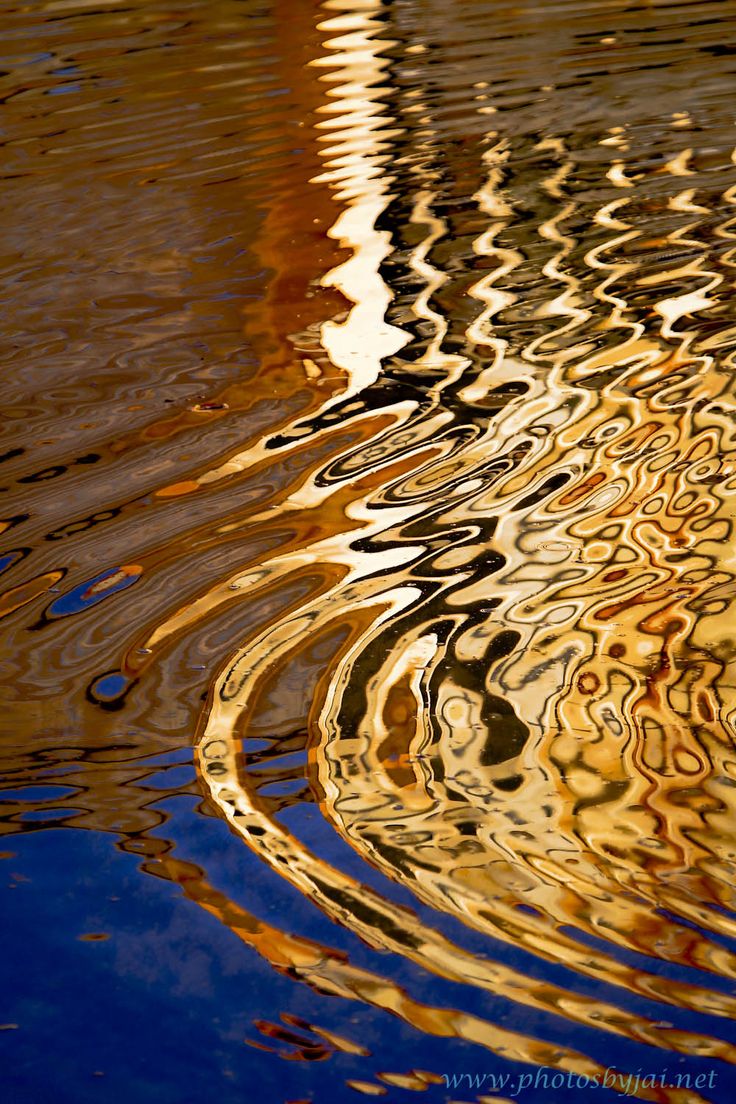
3, 2, 736, 1102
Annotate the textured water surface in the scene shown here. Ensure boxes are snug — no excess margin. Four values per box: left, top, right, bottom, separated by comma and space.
3, 2, 736, 1102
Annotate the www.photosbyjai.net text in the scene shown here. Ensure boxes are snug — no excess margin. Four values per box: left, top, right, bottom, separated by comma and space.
441, 1068, 719, 1097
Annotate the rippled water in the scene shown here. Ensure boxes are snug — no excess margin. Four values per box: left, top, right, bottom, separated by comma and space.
3, 1, 736, 1102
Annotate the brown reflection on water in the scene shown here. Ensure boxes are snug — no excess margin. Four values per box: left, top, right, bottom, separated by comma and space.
4, 0, 736, 1100
1, 0, 348, 759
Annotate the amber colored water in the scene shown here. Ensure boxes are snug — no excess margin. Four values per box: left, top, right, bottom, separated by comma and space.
3, 2, 736, 1102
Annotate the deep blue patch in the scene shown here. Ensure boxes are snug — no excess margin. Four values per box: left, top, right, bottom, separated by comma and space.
46, 567, 141, 619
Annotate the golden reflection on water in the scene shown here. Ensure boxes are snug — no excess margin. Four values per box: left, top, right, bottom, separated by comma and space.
3, 0, 736, 1100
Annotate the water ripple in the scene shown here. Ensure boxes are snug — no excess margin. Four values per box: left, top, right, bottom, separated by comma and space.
3, 1, 736, 1101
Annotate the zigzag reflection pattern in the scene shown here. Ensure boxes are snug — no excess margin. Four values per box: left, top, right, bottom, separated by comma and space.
2, 0, 736, 1100
195, 2, 736, 1099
